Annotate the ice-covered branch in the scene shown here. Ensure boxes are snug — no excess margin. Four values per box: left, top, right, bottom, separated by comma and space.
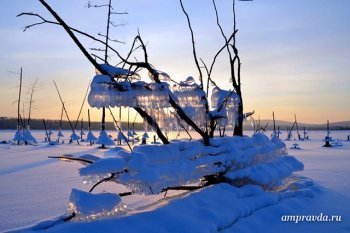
89, 173, 116, 193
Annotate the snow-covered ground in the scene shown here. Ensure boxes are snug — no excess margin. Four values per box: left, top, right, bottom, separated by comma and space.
0, 130, 349, 232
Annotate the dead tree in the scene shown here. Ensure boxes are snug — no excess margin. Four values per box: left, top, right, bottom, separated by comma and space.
16, 68, 23, 132
27, 79, 39, 127
87, 0, 127, 148
19, 0, 251, 145
19, 0, 170, 144
179, 0, 249, 137
211, 0, 247, 136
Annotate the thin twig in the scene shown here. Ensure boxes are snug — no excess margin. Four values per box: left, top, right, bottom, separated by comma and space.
108, 107, 133, 151
179, 0, 203, 90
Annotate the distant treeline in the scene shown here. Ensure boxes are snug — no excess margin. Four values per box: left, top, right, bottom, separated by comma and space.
243, 120, 350, 131
1, 117, 349, 131
0, 117, 144, 130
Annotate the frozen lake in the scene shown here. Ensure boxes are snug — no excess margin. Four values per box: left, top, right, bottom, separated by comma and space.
0, 130, 349, 232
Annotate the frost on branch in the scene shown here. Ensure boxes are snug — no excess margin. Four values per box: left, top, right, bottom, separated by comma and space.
210, 87, 240, 127
87, 72, 243, 133
88, 75, 171, 109
172, 77, 208, 128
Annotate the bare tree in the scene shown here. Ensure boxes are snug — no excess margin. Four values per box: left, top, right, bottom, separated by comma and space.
179, 0, 249, 136
87, 0, 127, 148
19, 0, 251, 146
27, 79, 40, 127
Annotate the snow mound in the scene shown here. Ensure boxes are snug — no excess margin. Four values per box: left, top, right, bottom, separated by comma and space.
79, 157, 126, 176
29, 183, 315, 233
86, 130, 97, 141
70, 132, 80, 141
23, 130, 37, 143
225, 155, 304, 187
96, 130, 115, 146
69, 189, 123, 219
13, 130, 24, 142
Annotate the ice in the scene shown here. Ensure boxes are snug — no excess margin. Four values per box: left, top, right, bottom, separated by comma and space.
88, 75, 170, 110
211, 87, 241, 127
172, 79, 207, 127
69, 189, 122, 216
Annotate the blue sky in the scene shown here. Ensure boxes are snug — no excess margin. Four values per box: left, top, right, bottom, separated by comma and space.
0, 0, 349, 124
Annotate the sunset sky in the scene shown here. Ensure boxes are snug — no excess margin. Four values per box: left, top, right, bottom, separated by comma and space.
1, 0, 349, 125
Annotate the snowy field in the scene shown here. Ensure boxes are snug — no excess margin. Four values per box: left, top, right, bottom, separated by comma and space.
0, 130, 349, 233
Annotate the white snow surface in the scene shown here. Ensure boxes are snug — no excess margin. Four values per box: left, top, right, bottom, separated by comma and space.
0, 130, 350, 233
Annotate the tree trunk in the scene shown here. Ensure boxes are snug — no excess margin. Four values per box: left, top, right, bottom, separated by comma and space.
233, 90, 243, 136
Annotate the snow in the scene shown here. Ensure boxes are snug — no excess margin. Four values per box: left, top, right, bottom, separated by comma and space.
86, 130, 97, 142
76, 132, 298, 195
79, 157, 126, 176
57, 130, 64, 138
0, 130, 350, 233
13, 130, 25, 142
225, 156, 304, 186
98, 64, 137, 78
23, 129, 37, 143
95, 130, 115, 146
69, 189, 122, 217
142, 132, 149, 139
70, 132, 80, 141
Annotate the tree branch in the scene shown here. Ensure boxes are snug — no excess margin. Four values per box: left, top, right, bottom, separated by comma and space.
170, 111, 192, 141
134, 107, 169, 144
179, 0, 204, 90
89, 173, 116, 192
35, 0, 107, 76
